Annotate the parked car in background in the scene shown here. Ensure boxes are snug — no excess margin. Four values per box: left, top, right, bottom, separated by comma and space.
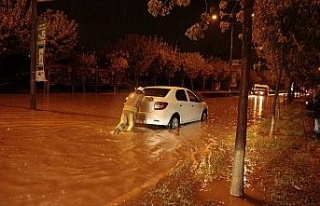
138, 86, 208, 129
250, 84, 270, 96
306, 93, 320, 111
306, 98, 315, 111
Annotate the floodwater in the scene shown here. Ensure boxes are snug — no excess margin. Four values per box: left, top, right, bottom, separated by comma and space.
0, 93, 273, 206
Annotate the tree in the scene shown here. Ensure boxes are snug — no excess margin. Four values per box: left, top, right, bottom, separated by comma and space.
206, 56, 229, 91
280, 0, 320, 99
178, 52, 201, 89
0, 1, 78, 57
106, 50, 129, 93
39, 9, 79, 63
149, 54, 164, 85
229, 0, 254, 196
148, 0, 255, 197
74, 50, 97, 93
252, 0, 287, 136
115, 34, 178, 87
0, 0, 31, 54
161, 44, 180, 85
200, 60, 213, 91
183, 52, 205, 90
148, 0, 216, 41
252, 0, 320, 136
115, 34, 156, 87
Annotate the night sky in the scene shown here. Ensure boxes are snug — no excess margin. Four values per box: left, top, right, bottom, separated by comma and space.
39, 0, 241, 59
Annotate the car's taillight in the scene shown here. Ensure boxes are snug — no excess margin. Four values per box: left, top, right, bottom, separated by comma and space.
154, 101, 168, 110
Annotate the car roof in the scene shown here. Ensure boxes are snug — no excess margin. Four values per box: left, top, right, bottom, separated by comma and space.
144, 86, 190, 90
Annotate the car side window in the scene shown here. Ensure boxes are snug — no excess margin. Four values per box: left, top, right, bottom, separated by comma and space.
176, 90, 188, 101
187, 91, 200, 102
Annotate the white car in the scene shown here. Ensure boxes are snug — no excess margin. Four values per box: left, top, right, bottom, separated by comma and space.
138, 86, 208, 129
250, 84, 270, 96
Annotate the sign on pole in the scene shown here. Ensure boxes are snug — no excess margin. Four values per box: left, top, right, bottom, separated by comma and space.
36, 22, 47, 82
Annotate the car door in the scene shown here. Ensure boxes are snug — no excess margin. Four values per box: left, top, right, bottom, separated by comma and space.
186, 90, 203, 121
175, 89, 192, 123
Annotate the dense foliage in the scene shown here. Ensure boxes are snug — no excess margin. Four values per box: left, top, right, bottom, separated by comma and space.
0, 0, 79, 59
252, 0, 320, 92
1, 0, 319, 91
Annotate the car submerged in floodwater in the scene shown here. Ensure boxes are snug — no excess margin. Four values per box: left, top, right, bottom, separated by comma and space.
138, 86, 208, 129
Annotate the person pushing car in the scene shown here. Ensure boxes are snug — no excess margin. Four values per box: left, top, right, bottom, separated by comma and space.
111, 86, 152, 134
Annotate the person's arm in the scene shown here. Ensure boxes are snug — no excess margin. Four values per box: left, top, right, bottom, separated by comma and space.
143, 95, 153, 102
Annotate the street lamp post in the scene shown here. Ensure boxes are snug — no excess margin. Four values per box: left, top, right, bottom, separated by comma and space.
211, 14, 235, 66
228, 21, 241, 90
30, 0, 37, 109
229, 23, 234, 67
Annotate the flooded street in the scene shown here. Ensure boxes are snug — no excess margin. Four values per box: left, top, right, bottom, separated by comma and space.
0, 93, 274, 206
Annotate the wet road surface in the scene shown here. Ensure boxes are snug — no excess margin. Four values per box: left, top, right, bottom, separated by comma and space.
0, 93, 272, 205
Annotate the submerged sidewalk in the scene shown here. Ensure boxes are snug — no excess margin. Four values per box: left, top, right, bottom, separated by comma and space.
121, 97, 320, 205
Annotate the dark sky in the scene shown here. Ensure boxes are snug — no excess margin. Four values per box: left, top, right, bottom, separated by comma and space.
39, 0, 241, 59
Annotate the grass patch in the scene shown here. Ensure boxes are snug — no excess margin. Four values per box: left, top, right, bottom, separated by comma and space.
123, 99, 320, 205
246, 102, 320, 205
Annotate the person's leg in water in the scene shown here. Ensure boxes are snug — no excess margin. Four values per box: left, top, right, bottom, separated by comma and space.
112, 112, 128, 134
314, 118, 320, 134
126, 112, 137, 132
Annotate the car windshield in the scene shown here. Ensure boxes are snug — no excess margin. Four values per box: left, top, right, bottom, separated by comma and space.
255, 87, 267, 91
144, 88, 170, 97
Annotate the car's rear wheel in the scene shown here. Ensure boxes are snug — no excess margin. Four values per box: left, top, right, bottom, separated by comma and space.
168, 115, 180, 129
201, 111, 208, 121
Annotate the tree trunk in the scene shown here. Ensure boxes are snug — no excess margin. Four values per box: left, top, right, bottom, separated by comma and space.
270, 64, 283, 137
154, 68, 157, 85
190, 78, 194, 91
211, 78, 214, 92
113, 70, 118, 94
81, 66, 86, 93
230, 0, 254, 197
134, 68, 140, 88
202, 77, 206, 91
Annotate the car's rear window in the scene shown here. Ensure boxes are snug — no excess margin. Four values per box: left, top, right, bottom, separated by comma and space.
144, 88, 170, 97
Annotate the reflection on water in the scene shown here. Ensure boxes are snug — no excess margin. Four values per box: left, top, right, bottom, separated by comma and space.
145, 129, 181, 156
205, 95, 273, 126
251, 95, 265, 119
0, 94, 277, 206
254, 96, 263, 118
248, 95, 271, 125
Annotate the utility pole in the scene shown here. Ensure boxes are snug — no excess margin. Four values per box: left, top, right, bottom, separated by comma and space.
30, 0, 37, 109
229, 23, 234, 67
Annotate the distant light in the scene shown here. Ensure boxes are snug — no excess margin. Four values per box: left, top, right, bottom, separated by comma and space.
211, 14, 218, 20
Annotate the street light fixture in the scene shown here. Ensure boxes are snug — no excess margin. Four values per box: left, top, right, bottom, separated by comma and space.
211, 14, 218, 20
